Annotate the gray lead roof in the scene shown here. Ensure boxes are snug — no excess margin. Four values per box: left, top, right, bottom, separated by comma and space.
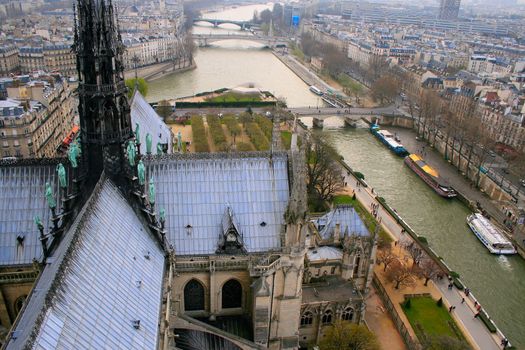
146, 153, 290, 255
6, 177, 165, 350
314, 205, 370, 240
0, 163, 61, 266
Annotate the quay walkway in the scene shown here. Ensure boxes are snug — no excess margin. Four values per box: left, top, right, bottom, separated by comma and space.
342, 173, 508, 350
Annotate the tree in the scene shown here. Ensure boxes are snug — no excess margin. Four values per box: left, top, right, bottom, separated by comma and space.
306, 134, 345, 210
156, 100, 172, 120
259, 9, 272, 24
404, 241, 425, 266
376, 244, 397, 272
125, 78, 148, 99
319, 320, 380, 350
414, 258, 442, 286
370, 75, 398, 105
385, 259, 416, 289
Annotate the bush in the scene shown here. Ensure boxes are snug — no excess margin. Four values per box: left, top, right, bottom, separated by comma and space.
206, 115, 228, 152
190, 116, 210, 153
245, 122, 270, 151
404, 298, 411, 309
255, 115, 273, 141
354, 172, 365, 180
478, 311, 497, 333
437, 297, 443, 307
453, 278, 464, 290
449, 271, 460, 279
418, 236, 428, 245
223, 115, 241, 137
236, 142, 253, 152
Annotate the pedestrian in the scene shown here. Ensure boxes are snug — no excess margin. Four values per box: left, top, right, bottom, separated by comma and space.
474, 301, 478, 308
502, 338, 509, 349
461, 298, 465, 304
449, 305, 453, 312
476, 304, 482, 312
465, 288, 470, 297
448, 283, 453, 290
474, 312, 480, 318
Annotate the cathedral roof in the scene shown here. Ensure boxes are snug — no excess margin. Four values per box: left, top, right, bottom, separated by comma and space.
314, 205, 370, 241
5, 177, 165, 350
306, 246, 343, 261
130, 90, 172, 154
146, 152, 290, 255
0, 159, 62, 266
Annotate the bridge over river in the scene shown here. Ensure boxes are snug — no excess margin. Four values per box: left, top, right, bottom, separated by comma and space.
193, 18, 255, 29
191, 33, 288, 48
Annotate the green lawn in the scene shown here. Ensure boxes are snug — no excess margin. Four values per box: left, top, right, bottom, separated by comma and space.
332, 195, 392, 243
402, 297, 465, 341
281, 131, 291, 150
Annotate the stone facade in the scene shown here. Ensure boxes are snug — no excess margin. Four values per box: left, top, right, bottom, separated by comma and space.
0, 75, 75, 158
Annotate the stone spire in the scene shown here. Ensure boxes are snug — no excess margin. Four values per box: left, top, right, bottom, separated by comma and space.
74, 0, 133, 183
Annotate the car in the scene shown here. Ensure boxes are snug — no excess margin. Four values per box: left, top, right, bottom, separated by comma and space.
489, 150, 496, 157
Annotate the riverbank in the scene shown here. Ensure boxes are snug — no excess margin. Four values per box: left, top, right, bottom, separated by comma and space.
124, 59, 196, 82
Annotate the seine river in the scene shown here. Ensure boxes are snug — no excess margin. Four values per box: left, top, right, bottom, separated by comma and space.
148, 5, 525, 347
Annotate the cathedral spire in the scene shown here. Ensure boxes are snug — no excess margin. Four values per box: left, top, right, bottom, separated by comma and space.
74, 0, 133, 183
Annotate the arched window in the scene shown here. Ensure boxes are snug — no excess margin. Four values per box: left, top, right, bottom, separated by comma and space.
184, 279, 205, 311
14, 295, 27, 314
322, 310, 333, 324
353, 255, 361, 276
300, 311, 313, 326
222, 279, 242, 309
342, 307, 354, 321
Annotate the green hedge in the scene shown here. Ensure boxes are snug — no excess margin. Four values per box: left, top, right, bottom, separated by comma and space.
206, 115, 228, 152
453, 278, 464, 290
175, 101, 277, 108
255, 115, 273, 141
479, 311, 497, 333
190, 116, 210, 153
237, 142, 253, 152
245, 122, 270, 151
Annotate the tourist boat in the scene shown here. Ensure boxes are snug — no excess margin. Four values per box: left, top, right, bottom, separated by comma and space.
370, 124, 408, 156
467, 213, 517, 255
404, 154, 457, 198
309, 85, 323, 96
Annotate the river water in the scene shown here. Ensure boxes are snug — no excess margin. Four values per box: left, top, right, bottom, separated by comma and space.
148, 5, 525, 347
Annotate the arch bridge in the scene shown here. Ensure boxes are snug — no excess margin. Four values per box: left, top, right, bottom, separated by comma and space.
192, 33, 288, 48
193, 18, 255, 30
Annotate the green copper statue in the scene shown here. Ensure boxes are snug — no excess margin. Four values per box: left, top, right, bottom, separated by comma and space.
45, 182, 56, 209
56, 163, 67, 188
146, 133, 152, 154
148, 177, 156, 205
159, 208, 166, 222
68, 143, 78, 168
34, 215, 42, 228
135, 123, 140, 143
137, 160, 146, 185
156, 143, 163, 155
178, 132, 182, 152
127, 140, 136, 166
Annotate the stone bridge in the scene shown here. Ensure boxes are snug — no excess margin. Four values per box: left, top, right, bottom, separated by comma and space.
193, 18, 255, 30
192, 33, 288, 48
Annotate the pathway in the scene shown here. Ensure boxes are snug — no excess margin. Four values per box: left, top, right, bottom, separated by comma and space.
364, 286, 407, 350
340, 173, 505, 350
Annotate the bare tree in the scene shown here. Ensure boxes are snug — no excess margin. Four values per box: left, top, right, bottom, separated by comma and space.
404, 241, 425, 266
306, 135, 345, 209
386, 259, 416, 289
418, 90, 441, 142
370, 75, 399, 105
376, 244, 397, 272
414, 258, 442, 286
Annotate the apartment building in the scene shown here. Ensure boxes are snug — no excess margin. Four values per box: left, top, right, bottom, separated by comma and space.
0, 74, 75, 158
43, 43, 76, 76
0, 45, 19, 75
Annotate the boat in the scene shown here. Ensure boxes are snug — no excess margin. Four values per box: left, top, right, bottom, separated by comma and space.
467, 213, 517, 255
309, 85, 323, 96
370, 124, 408, 156
404, 154, 457, 198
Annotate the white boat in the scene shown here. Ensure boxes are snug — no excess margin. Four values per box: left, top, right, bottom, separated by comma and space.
467, 213, 517, 255
309, 85, 323, 96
